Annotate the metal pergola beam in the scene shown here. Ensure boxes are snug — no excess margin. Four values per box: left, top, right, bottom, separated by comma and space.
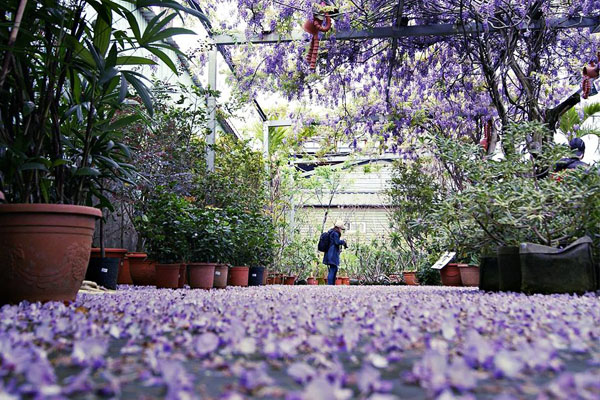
213, 16, 600, 45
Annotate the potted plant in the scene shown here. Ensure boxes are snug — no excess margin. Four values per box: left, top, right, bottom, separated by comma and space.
187, 206, 232, 289
0, 1, 201, 303
137, 188, 192, 289
431, 122, 600, 293
281, 236, 317, 286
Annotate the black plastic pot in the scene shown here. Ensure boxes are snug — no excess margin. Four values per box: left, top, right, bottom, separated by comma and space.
520, 237, 597, 295
479, 255, 499, 292
248, 266, 265, 286
497, 246, 521, 292
85, 257, 120, 290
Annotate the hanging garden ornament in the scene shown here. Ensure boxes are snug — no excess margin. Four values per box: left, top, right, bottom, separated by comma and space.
581, 52, 599, 99
303, 2, 334, 70
480, 119, 492, 152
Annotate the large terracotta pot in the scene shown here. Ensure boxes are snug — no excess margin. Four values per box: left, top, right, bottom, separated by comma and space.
0, 204, 102, 304
459, 265, 480, 287
440, 263, 463, 286
284, 276, 296, 285
307, 277, 317, 285
127, 252, 155, 286
273, 273, 284, 284
335, 278, 342, 285
155, 263, 181, 289
213, 264, 228, 288
342, 277, 350, 285
188, 263, 216, 289
91, 248, 130, 285
228, 266, 249, 287
403, 271, 418, 286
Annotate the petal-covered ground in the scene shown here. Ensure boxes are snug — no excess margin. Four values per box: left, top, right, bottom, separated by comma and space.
1, 286, 599, 399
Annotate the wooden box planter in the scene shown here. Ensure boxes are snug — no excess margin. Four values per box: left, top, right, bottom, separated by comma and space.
459, 265, 480, 287
497, 246, 522, 292
178, 264, 187, 288
479, 255, 500, 291
0, 204, 101, 304
520, 237, 597, 295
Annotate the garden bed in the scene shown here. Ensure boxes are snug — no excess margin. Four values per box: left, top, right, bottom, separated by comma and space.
1, 286, 599, 399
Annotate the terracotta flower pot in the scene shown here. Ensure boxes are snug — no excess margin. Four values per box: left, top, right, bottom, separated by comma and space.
440, 263, 463, 286
178, 264, 187, 288
267, 277, 274, 285
155, 263, 181, 289
0, 204, 101, 304
403, 271, 418, 286
335, 278, 342, 285
307, 277, 317, 285
228, 266, 249, 287
459, 265, 480, 287
188, 263, 216, 289
342, 277, 350, 285
91, 248, 130, 285
127, 253, 156, 286
213, 264, 228, 288
284, 276, 296, 285
273, 273, 284, 285
120, 255, 133, 285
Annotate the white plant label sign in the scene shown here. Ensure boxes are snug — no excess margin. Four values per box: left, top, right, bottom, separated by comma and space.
431, 251, 456, 270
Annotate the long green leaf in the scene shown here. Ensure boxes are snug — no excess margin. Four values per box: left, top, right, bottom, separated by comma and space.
75, 167, 101, 176
146, 27, 196, 44
93, 8, 112, 56
108, 114, 141, 131
146, 46, 177, 74
145, 12, 177, 40
123, 72, 153, 116
124, 10, 142, 41
18, 162, 49, 172
116, 56, 157, 66
136, 0, 211, 25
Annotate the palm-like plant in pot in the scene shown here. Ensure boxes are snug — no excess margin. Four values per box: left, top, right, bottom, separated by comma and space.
0, 0, 205, 303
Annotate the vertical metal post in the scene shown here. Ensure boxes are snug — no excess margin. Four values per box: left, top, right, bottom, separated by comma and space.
206, 46, 217, 172
263, 121, 270, 161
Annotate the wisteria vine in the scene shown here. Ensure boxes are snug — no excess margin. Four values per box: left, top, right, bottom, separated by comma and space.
196, 0, 600, 153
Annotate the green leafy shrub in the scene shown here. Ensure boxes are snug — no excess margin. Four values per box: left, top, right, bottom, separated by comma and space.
137, 187, 192, 264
